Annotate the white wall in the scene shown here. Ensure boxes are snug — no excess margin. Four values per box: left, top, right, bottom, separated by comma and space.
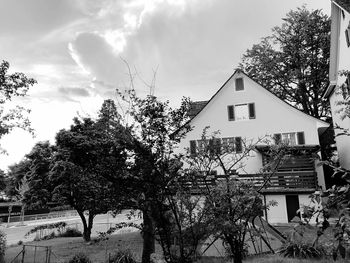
177, 71, 329, 174
329, 5, 350, 170
265, 195, 288, 224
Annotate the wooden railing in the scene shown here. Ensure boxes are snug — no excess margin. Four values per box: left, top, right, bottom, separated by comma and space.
238, 171, 317, 190
170, 171, 317, 195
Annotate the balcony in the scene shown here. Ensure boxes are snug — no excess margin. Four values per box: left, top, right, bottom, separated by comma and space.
238, 171, 317, 193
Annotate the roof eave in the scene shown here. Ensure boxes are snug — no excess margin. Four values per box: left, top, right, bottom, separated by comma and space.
333, 0, 350, 14
323, 81, 337, 99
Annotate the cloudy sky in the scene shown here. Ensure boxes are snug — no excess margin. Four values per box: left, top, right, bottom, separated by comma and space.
0, 0, 331, 170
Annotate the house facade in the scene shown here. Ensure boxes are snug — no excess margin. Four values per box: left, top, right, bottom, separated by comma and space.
178, 70, 329, 224
324, 0, 350, 169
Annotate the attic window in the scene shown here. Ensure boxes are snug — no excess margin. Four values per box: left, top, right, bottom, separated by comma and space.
235, 78, 244, 91
228, 103, 255, 121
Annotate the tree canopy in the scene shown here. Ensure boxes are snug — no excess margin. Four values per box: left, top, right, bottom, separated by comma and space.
0, 60, 36, 149
50, 113, 127, 241
239, 6, 330, 119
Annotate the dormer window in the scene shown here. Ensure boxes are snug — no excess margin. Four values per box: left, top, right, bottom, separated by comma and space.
235, 78, 244, 91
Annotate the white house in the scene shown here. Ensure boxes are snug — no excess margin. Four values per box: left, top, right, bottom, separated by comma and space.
178, 69, 329, 224
323, 0, 350, 169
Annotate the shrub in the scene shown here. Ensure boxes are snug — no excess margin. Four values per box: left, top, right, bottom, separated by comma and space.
68, 253, 92, 263
34, 232, 56, 241
59, 227, 82, 237
109, 250, 136, 263
279, 241, 326, 259
0, 231, 6, 256
25, 221, 67, 237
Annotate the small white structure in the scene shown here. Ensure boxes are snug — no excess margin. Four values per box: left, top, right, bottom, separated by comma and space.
178, 69, 329, 224
323, 0, 350, 169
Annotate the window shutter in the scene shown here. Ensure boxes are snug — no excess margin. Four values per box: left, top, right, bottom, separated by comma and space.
227, 105, 235, 121
274, 134, 281, 144
346, 28, 350, 47
235, 137, 242, 153
235, 78, 244, 91
297, 132, 305, 145
248, 103, 255, 119
190, 140, 196, 155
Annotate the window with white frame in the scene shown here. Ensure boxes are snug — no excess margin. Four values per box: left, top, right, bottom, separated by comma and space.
273, 132, 305, 145
227, 103, 255, 121
189, 136, 243, 155
235, 104, 249, 121
282, 133, 297, 145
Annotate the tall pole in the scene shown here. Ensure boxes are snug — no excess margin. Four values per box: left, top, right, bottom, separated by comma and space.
7, 205, 12, 228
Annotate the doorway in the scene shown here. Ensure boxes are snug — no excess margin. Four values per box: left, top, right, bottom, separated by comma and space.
286, 195, 300, 222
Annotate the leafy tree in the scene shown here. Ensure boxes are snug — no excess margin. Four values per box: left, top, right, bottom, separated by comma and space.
0, 170, 6, 192
181, 130, 291, 263
299, 71, 350, 260
23, 141, 55, 209
239, 6, 330, 118
5, 159, 31, 199
152, 174, 212, 263
50, 114, 127, 241
0, 60, 36, 150
107, 91, 191, 263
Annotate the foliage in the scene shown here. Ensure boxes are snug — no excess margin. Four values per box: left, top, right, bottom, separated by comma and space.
182, 130, 285, 263
0, 60, 36, 151
108, 250, 137, 263
239, 6, 330, 118
30, 226, 82, 241
152, 181, 211, 263
279, 241, 326, 259
34, 232, 56, 241
59, 227, 82, 238
334, 70, 350, 128
106, 88, 191, 263
47, 100, 127, 241
22, 141, 55, 208
67, 253, 92, 263
5, 159, 31, 199
0, 170, 6, 191
25, 221, 67, 237
208, 180, 266, 262
0, 231, 5, 256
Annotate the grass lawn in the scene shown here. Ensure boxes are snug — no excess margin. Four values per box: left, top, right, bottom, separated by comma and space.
4, 229, 349, 263
5, 230, 162, 263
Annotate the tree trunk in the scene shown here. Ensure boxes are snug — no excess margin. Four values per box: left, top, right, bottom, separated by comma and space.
141, 207, 155, 263
77, 210, 93, 242
233, 239, 243, 263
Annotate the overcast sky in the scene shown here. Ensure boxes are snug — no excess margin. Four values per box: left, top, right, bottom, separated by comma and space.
0, 0, 331, 170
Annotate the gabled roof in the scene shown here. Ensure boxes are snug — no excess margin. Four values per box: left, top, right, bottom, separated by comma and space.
188, 69, 328, 126
334, 0, 350, 13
